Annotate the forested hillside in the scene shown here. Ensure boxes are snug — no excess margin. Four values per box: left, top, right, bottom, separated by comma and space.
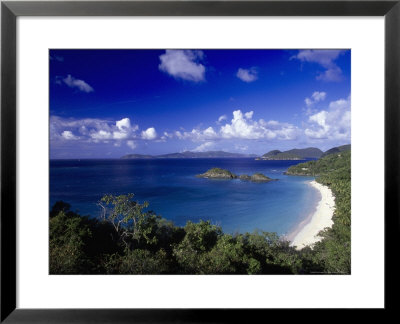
286, 150, 351, 273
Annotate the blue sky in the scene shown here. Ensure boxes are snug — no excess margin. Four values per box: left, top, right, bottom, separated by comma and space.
50, 49, 351, 159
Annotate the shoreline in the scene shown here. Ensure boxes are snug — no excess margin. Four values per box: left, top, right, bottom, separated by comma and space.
287, 180, 335, 250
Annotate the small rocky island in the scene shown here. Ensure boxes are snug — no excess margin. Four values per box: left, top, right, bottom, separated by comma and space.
196, 168, 277, 183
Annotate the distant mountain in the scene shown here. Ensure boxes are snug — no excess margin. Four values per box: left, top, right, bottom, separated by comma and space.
257, 150, 301, 160
284, 147, 323, 159
321, 144, 351, 158
121, 151, 257, 159
120, 154, 154, 159
257, 147, 323, 160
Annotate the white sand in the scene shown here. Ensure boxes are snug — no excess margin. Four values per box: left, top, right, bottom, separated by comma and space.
289, 180, 335, 250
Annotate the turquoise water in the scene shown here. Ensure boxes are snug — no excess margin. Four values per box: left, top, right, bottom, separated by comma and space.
50, 158, 319, 236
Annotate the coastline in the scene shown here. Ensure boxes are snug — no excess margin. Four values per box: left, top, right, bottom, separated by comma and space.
288, 180, 335, 250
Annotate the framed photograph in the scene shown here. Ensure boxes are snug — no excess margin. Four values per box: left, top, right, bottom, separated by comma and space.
1, 0, 398, 321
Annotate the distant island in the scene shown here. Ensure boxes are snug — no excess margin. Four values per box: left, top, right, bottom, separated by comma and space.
255, 145, 351, 161
196, 168, 277, 182
121, 151, 257, 159
256, 147, 323, 160
120, 145, 351, 161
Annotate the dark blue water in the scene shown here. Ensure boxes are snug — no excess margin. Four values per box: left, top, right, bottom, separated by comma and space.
50, 158, 319, 236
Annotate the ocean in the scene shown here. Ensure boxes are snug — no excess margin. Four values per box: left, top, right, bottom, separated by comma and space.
49, 158, 319, 236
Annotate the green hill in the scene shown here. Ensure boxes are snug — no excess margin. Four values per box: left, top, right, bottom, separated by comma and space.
321, 144, 351, 158
285, 150, 351, 273
285, 150, 350, 176
257, 147, 323, 160
285, 147, 323, 159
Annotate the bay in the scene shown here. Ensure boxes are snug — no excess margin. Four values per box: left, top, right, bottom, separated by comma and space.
50, 158, 319, 236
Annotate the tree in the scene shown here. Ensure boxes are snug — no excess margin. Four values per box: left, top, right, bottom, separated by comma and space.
98, 194, 160, 249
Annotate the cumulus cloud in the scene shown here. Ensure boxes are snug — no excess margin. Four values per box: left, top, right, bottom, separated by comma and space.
116, 118, 131, 131
113, 117, 135, 140
50, 116, 141, 144
221, 111, 299, 140
305, 91, 327, 111
141, 127, 158, 140
236, 68, 258, 82
174, 110, 299, 143
294, 50, 343, 68
193, 141, 215, 152
175, 127, 218, 142
61, 130, 79, 140
60, 74, 94, 93
292, 50, 345, 82
244, 111, 254, 119
90, 130, 112, 141
126, 140, 136, 149
159, 50, 206, 82
311, 91, 326, 102
305, 96, 351, 140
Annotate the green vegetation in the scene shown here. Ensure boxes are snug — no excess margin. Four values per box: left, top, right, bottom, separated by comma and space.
286, 150, 351, 273
197, 168, 276, 182
250, 173, 275, 182
257, 151, 302, 160
50, 150, 350, 275
50, 197, 312, 274
257, 147, 323, 160
320, 144, 351, 158
197, 167, 238, 179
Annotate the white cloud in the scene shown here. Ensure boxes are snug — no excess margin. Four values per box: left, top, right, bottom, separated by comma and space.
305, 96, 351, 140
141, 127, 157, 140
294, 50, 342, 68
116, 118, 131, 131
175, 131, 184, 139
90, 130, 113, 141
316, 67, 343, 82
126, 140, 136, 149
50, 116, 140, 144
244, 111, 254, 119
172, 110, 299, 143
193, 141, 215, 152
311, 91, 327, 102
305, 98, 313, 108
236, 68, 258, 82
203, 127, 218, 139
159, 50, 205, 82
305, 91, 327, 108
113, 118, 136, 140
61, 75, 94, 92
220, 110, 263, 139
292, 50, 345, 82
220, 110, 279, 140
218, 115, 227, 123
61, 130, 79, 140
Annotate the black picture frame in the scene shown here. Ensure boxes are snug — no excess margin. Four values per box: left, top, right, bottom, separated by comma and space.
1, 0, 398, 322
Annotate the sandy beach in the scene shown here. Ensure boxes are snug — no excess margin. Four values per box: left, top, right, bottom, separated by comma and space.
289, 180, 335, 250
